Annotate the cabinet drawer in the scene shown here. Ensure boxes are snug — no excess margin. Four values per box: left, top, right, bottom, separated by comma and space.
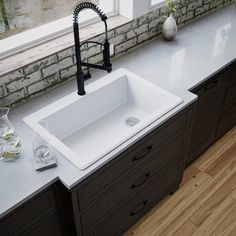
77, 109, 192, 210
222, 83, 236, 112
0, 188, 56, 236
90, 161, 181, 236
81, 135, 187, 234
216, 103, 236, 139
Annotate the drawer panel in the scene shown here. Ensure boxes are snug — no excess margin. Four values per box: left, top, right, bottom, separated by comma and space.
81, 135, 187, 234
90, 161, 181, 236
77, 109, 192, 210
216, 103, 236, 140
0, 188, 56, 236
222, 83, 236, 112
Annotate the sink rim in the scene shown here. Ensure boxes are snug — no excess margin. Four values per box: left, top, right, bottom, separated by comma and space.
23, 68, 184, 170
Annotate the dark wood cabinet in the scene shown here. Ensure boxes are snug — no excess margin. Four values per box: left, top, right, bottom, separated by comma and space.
71, 105, 195, 236
187, 60, 236, 166
0, 182, 76, 236
216, 60, 236, 139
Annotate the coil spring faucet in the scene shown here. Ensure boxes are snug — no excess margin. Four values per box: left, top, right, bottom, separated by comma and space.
73, 2, 112, 95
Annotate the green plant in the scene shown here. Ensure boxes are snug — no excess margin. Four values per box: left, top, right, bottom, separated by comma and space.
0, 0, 9, 29
165, 0, 180, 16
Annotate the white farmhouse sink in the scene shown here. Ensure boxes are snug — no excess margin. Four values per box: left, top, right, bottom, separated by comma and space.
23, 68, 183, 169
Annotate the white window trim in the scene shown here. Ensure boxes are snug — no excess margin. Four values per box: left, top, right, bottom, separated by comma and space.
0, 0, 166, 61
0, 0, 118, 60
150, 0, 166, 10
118, 0, 166, 20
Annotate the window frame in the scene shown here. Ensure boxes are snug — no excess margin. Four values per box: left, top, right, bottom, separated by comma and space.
0, 0, 118, 60
150, 0, 166, 10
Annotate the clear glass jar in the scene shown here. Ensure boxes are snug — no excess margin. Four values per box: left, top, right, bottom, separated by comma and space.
0, 107, 21, 161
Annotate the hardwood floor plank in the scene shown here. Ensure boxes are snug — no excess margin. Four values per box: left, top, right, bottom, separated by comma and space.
181, 166, 200, 186
174, 220, 198, 236
204, 144, 236, 177
211, 198, 236, 236
192, 197, 236, 236
230, 188, 236, 200
194, 126, 236, 172
190, 171, 236, 226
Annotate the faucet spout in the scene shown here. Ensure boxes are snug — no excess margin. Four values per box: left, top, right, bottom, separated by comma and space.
73, 2, 112, 96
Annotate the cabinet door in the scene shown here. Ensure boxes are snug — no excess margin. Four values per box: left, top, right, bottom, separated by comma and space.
0, 182, 75, 236
186, 70, 228, 166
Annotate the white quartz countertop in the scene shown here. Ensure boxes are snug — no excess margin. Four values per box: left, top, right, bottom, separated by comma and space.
0, 4, 235, 218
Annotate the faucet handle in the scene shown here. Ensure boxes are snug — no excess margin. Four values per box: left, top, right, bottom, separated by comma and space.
103, 40, 112, 73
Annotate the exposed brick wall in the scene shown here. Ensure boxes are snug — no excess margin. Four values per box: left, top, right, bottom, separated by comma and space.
0, 0, 233, 107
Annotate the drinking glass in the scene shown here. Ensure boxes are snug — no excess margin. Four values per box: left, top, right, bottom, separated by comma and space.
0, 107, 21, 161
32, 121, 53, 164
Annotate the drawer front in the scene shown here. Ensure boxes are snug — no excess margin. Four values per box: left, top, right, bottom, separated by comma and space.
90, 161, 181, 236
0, 188, 56, 236
216, 103, 236, 140
77, 109, 192, 210
81, 135, 187, 234
222, 83, 236, 112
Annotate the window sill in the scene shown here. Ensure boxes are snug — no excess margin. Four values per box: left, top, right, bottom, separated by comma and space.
0, 15, 130, 77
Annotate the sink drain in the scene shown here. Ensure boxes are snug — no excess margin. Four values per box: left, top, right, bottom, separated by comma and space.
125, 117, 140, 127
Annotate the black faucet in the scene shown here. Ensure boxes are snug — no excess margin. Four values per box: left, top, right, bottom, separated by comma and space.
73, 2, 112, 95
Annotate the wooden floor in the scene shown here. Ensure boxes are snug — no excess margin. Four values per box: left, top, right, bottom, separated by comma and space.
124, 126, 236, 236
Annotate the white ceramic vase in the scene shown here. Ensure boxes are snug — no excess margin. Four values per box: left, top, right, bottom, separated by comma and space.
162, 14, 178, 41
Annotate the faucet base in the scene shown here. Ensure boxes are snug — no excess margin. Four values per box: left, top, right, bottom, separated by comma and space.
77, 90, 86, 96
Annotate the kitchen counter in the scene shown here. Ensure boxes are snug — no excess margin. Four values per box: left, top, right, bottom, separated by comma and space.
0, 4, 235, 219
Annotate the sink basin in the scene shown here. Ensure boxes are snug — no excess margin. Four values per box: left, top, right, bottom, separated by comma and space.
23, 68, 183, 169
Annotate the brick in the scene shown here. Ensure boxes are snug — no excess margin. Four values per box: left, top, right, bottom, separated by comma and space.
60, 65, 77, 80
58, 57, 74, 70
148, 9, 160, 21
88, 53, 103, 64
6, 71, 41, 93
0, 89, 25, 107
159, 5, 169, 16
138, 14, 149, 26
27, 74, 59, 95
138, 28, 157, 43
149, 17, 165, 29
115, 20, 137, 35
195, 4, 210, 15
45, 73, 59, 85
110, 34, 126, 45
42, 57, 73, 78
186, 11, 194, 21
91, 30, 114, 43
87, 45, 101, 57
0, 69, 24, 86
23, 55, 57, 75
115, 38, 137, 54
134, 24, 149, 35
126, 30, 136, 39
27, 81, 45, 95
57, 47, 73, 60
210, 0, 224, 8
188, 0, 203, 11
42, 63, 58, 78
0, 85, 5, 98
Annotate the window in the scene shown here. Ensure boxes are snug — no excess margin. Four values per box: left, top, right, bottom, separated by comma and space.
0, 0, 117, 58
151, 0, 165, 8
